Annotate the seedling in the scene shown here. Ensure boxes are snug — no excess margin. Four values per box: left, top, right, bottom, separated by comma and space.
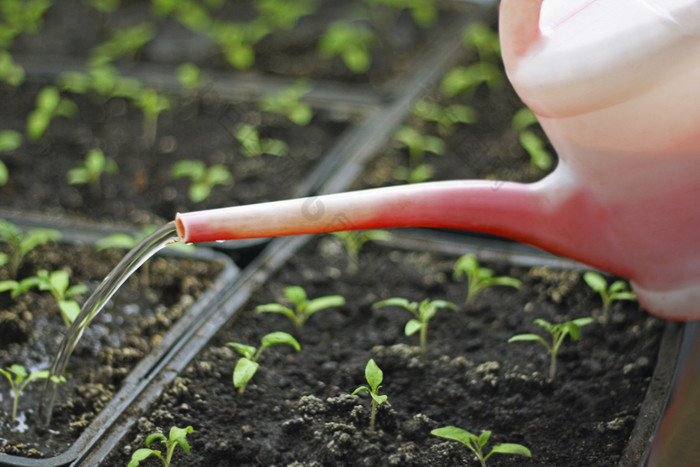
393, 126, 445, 183
352, 359, 388, 433
171, 159, 232, 203
512, 107, 553, 170
176, 62, 206, 91
66, 148, 118, 197
330, 230, 391, 274
234, 124, 288, 157
135, 88, 171, 145
260, 80, 313, 126
440, 62, 503, 99
0, 50, 25, 86
14, 269, 88, 327
256, 286, 345, 330
508, 317, 594, 381
319, 21, 375, 73
209, 20, 270, 70
89, 23, 156, 66
0, 129, 22, 185
583, 271, 637, 323
412, 99, 477, 135
128, 425, 194, 467
0, 219, 60, 278
462, 22, 501, 65
58, 63, 142, 100
431, 426, 531, 467
0, 364, 66, 424
373, 297, 457, 354
453, 254, 522, 306
26, 86, 78, 141
0, 0, 52, 49
226, 332, 300, 395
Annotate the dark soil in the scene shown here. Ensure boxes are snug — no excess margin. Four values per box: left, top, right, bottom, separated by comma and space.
0, 82, 349, 225
107, 237, 664, 466
0, 241, 224, 458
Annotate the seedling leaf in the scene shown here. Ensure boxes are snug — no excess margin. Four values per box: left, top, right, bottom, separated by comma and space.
233, 358, 259, 388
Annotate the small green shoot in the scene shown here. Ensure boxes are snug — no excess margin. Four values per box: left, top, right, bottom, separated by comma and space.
226, 332, 300, 395
393, 126, 445, 183
0, 219, 60, 278
352, 359, 388, 433
26, 86, 78, 141
512, 107, 553, 170
0, 50, 25, 86
234, 124, 288, 157
431, 426, 531, 467
66, 148, 118, 197
128, 425, 194, 467
453, 254, 522, 306
440, 62, 503, 99
209, 20, 269, 70
373, 297, 457, 355
583, 271, 637, 323
0, 129, 22, 186
171, 159, 232, 203
255, 285, 346, 330
412, 99, 476, 135
462, 22, 501, 64
89, 23, 156, 66
260, 80, 313, 126
14, 269, 88, 327
330, 230, 391, 274
508, 317, 594, 381
176, 62, 206, 91
135, 88, 171, 145
319, 21, 375, 73
0, 364, 66, 424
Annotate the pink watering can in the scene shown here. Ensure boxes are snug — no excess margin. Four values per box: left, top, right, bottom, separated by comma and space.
176, 0, 700, 321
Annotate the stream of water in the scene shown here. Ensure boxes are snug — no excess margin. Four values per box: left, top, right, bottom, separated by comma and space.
38, 223, 180, 426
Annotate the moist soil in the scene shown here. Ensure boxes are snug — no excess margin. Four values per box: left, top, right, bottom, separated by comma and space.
107, 237, 663, 466
0, 241, 224, 458
0, 82, 349, 225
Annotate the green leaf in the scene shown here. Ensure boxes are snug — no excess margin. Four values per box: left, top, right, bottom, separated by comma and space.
373, 297, 412, 310
404, 318, 423, 336
305, 295, 345, 316
489, 443, 532, 458
512, 107, 537, 131
508, 333, 548, 347
0, 130, 22, 152
128, 448, 159, 467
0, 161, 8, 186
478, 430, 492, 447
364, 359, 383, 390
284, 286, 307, 304
59, 300, 81, 325
233, 357, 259, 388
351, 385, 369, 396
225, 342, 256, 359
255, 303, 295, 319
431, 426, 474, 446
490, 277, 522, 289
370, 392, 388, 405
260, 331, 300, 351
169, 425, 194, 454
50, 270, 69, 294
145, 432, 167, 448
0, 280, 19, 293
583, 271, 607, 292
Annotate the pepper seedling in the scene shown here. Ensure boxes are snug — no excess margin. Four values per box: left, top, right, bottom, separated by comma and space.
352, 359, 388, 433
260, 80, 313, 126
319, 21, 375, 73
392, 126, 446, 184
412, 99, 477, 135
13, 269, 88, 327
171, 159, 232, 203
66, 148, 119, 197
508, 317, 594, 381
0, 50, 24, 86
512, 107, 553, 170
26, 85, 78, 141
234, 124, 288, 158
453, 254, 522, 306
226, 331, 300, 395
256, 286, 345, 330
135, 87, 171, 145
0, 219, 60, 278
583, 271, 637, 323
0, 364, 66, 424
128, 425, 194, 467
373, 297, 457, 355
431, 426, 531, 467
329, 230, 391, 275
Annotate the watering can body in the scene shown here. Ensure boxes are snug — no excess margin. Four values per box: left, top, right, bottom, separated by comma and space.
178, 0, 700, 320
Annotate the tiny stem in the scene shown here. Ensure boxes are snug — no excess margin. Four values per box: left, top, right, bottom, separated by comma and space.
11, 390, 19, 424
419, 323, 427, 356
165, 445, 174, 467
370, 397, 377, 433
549, 351, 557, 381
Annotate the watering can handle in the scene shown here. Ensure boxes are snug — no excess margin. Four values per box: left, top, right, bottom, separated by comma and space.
499, 0, 543, 74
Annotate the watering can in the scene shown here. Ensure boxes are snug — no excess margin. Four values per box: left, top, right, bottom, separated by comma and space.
176, 0, 700, 321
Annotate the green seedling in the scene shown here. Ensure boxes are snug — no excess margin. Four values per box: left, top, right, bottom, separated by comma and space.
393, 126, 445, 183
0, 0, 52, 49
352, 359, 388, 433
260, 80, 314, 126
509, 317, 594, 381
234, 124, 288, 157
0, 129, 22, 186
89, 23, 156, 66
440, 62, 503, 99
256, 285, 346, 330
0, 219, 60, 278
512, 107, 553, 170
0, 364, 66, 424
583, 271, 637, 323
58, 63, 142, 100
256, 0, 318, 30
14, 269, 88, 327
171, 159, 232, 203
26, 86, 78, 141
462, 22, 501, 64
453, 254, 522, 306
373, 297, 457, 354
128, 425, 194, 467
412, 99, 477, 135
330, 230, 391, 274
176, 62, 206, 91
209, 19, 270, 70
319, 21, 375, 73
226, 332, 300, 395
66, 148, 118, 197
0, 50, 25, 86
135, 88, 171, 145
431, 426, 531, 467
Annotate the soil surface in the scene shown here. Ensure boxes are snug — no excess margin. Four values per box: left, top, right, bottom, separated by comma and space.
0, 82, 349, 225
107, 237, 663, 466
0, 241, 224, 458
